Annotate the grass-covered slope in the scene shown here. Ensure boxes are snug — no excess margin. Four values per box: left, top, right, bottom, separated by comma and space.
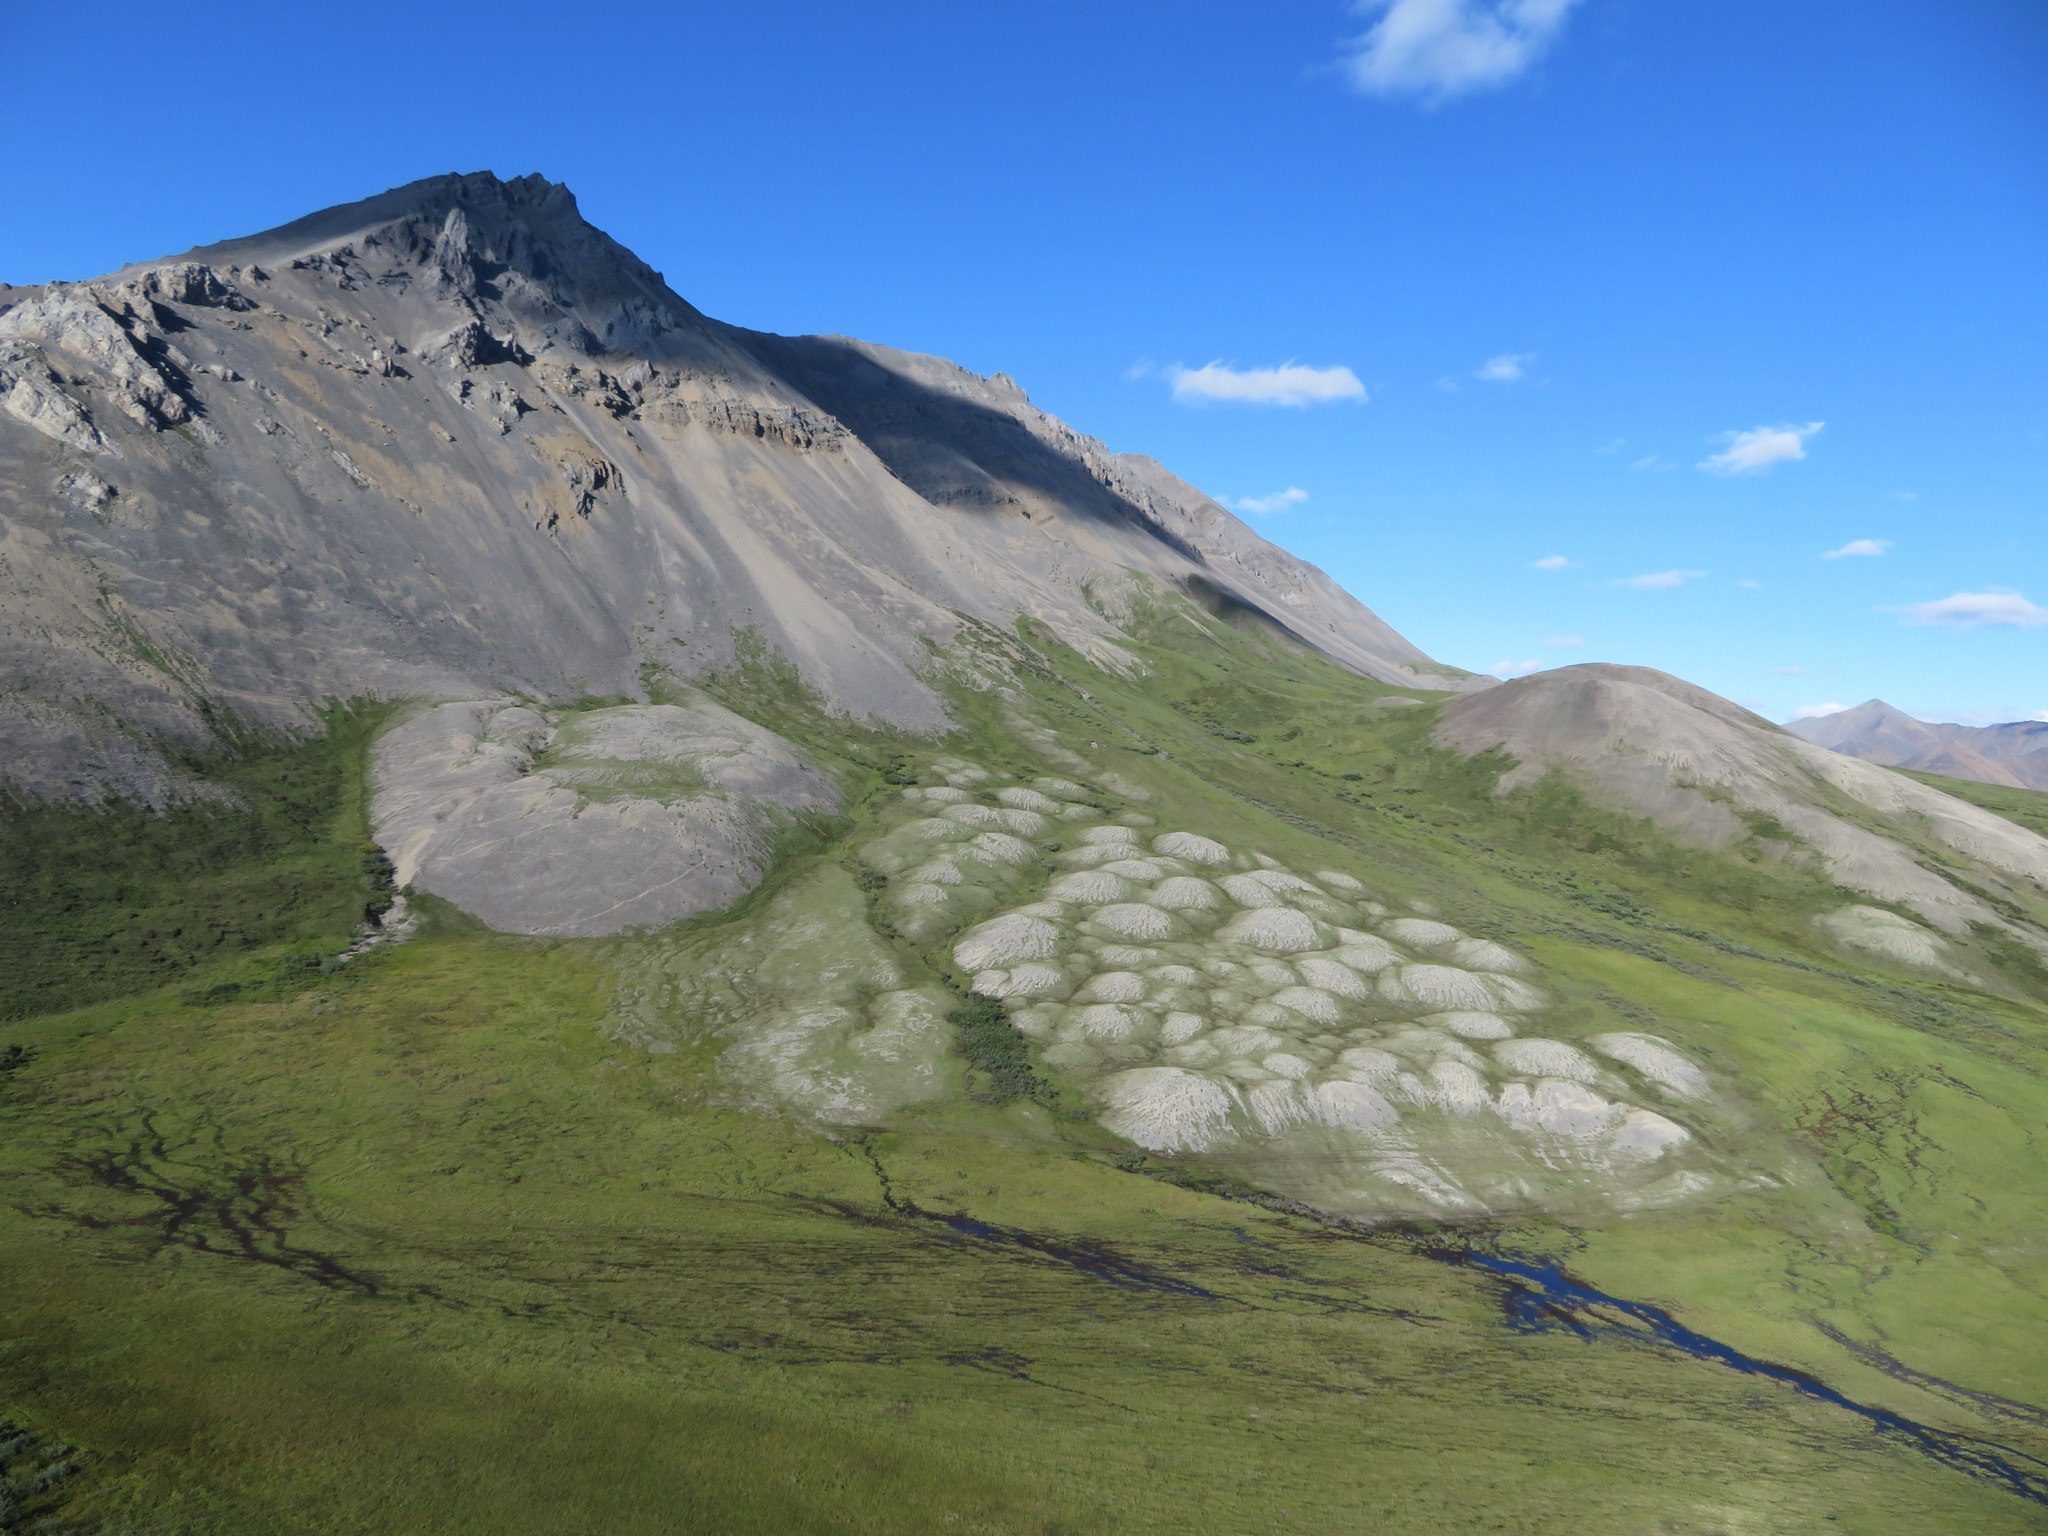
1898, 765, 2048, 840
2, 604, 2046, 1533
0, 704, 393, 1023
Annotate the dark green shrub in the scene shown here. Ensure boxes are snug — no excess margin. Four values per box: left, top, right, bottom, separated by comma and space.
947, 993, 1050, 1105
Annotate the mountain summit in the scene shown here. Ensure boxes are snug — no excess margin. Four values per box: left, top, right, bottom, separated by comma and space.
0, 171, 1468, 803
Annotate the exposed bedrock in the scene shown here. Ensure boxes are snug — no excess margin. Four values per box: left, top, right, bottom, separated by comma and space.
0, 170, 1476, 804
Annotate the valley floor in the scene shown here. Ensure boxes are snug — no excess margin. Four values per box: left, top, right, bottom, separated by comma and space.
3, 932, 2043, 1534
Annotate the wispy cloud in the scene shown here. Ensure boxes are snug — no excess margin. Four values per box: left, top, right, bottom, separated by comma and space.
1772, 666, 1804, 676
1700, 421, 1823, 476
1232, 487, 1309, 517
1823, 538, 1891, 559
1891, 590, 2048, 629
1612, 569, 1707, 590
1168, 361, 1366, 408
1790, 702, 1847, 721
1488, 658, 1542, 679
1475, 351, 1534, 383
1630, 455, 1672, 472
1538, 635, 1582, 647
1340, 0, 1585, 102
1735, 578, 1763, 589
1530, 554, 1572, 570
1891, 490, 1919, 502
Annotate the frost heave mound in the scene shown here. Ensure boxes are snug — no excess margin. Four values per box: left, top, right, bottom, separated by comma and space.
863, 754, 1721, 1219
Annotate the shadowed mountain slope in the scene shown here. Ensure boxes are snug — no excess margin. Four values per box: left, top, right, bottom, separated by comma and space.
0, 171, 1468, 803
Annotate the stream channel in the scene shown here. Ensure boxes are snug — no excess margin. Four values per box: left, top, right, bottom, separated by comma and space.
1433, 1245, 2048, 1509
864, 1149, 2048, 1511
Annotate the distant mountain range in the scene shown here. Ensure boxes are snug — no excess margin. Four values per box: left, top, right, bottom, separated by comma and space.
1787, 700, 2048, 791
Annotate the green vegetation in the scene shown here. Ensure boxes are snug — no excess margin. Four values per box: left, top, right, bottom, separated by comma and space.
3, 933, 2040, 1533
0, 704, 393, 1023
1, 605, 2045, 1532
0, 1419, 76, 1531
1898, 765, 2048, 839
948, 992, 1052, 1105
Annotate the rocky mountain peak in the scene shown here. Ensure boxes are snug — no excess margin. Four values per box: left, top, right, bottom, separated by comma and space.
0, 174, 1474, 805
167, 170, 708, 368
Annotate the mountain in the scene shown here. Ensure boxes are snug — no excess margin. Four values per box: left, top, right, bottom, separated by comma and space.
5, 179, 2048, 1534
1788, 698, 2048, 790
0, 171, 1467, 807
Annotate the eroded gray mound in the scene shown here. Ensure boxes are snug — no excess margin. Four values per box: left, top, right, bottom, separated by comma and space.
372, 697, 836, 936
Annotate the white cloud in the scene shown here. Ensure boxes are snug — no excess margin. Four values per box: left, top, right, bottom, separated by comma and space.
1823, 538, 1891, 559
1699, 421, 1823, 476
1891, 490, 1919, 502
2034, 710, 2048, 723
1790, 702, 1847, 721
1233, 487, 1310, 517
1475, 352, 1534, 383
1531, 554, 1572, 570
1340, 0, 1585, 102
1538, 635, 1582, 647
1168, 361, 1367, 408
1613, 569, 1707, 590
1630, 455, 1672, 472
1488, 658, 1542, 679
1892, 590, 2048, 629
1772, 666, 1804, 676
1735, 578, 1763, 589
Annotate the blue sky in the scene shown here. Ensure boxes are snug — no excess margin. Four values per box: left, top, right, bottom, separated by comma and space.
4, 0, 2043, 724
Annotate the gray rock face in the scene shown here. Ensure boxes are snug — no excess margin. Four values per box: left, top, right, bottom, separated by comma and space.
372, 697, 837, 937
1436, 664, 2048, 941
1787, 700, 2048, 791
0, 170, 1474, 802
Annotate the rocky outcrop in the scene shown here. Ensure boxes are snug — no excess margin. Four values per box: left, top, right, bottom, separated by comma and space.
0, 170, 1476, 803
0, 291, 199, 444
